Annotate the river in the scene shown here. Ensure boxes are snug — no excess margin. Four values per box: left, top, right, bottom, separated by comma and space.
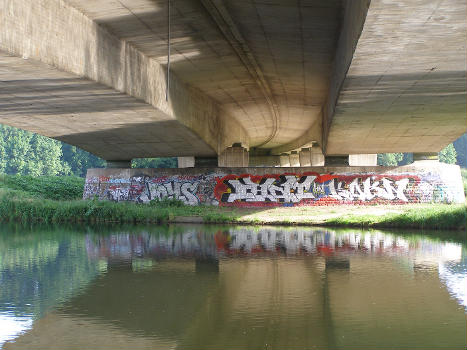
0, 224, 466, 349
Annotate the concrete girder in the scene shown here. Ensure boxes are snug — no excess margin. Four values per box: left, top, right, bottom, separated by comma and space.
0, 0, 249, 159
200, 0, 279, 148
0, 0, 465, 161
325, 0, 467, 154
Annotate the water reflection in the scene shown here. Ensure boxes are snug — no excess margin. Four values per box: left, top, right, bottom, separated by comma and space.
0, 224, 465, 349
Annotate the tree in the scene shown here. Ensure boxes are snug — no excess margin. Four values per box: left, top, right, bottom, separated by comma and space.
61, 144, 105, 177
377, 153, 404, 166
28, 134, 70, 176
1, 125, 34, 174
132, 158, 177, 168
0, 125, 85, 176
439, 143, 457, 164
453, 133, 466, 167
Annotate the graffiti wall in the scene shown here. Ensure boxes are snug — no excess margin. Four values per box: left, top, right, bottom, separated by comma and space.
84, 167, 465, 206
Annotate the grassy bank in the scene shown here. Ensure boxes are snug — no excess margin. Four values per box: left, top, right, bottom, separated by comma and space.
0, 174, 466, 232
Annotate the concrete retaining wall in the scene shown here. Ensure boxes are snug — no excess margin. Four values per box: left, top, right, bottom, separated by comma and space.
84, 163, 466, 206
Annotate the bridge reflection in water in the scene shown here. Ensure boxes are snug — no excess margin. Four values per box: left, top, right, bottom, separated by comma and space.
2, 226, 466, 350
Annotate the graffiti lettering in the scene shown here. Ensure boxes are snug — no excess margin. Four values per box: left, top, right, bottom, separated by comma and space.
215, 174, 417, 205
323, 177, 410, 202
147, 181, 199, 205
84, 170, 462, 206
224, 176, 317, 203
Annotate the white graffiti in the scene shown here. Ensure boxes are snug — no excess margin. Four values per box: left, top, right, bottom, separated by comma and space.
326, 177, 410, 202
224, 176, 411, 203
147, 181, 199, 205
226, 175, 316, 203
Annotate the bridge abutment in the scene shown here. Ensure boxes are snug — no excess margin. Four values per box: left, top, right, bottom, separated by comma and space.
84, 163, 466, 205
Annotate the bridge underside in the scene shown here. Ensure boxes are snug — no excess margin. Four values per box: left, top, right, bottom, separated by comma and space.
0, 50, 216, 160
0, 0, 465, 162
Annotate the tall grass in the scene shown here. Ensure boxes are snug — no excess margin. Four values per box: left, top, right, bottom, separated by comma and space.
0, 175, 84, 200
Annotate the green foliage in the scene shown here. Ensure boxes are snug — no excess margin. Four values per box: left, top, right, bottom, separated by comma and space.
453, 133, 466, 167
454, 134, 467, 166
461, 168, 467, 197
1, 175, 84, 200
149, 197, 185, 208
1, 124, 178, 177
377, 153, 414, 166
0, 125, 71, 176
61, 143, 105, 177
377, 153, 404, 166
439, 143, 457, 164
132, 158, 177, 168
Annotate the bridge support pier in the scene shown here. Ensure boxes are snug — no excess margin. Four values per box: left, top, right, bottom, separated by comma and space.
218, 145, 249, 167
310, 147, 325, 166
349, 154, 377, 166
279, 154, 291, 167
178, 157, 195, 168
299, 148, 312, 166
289, 151, 300, 167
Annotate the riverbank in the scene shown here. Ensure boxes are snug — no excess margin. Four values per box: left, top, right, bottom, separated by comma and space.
0, 174, 466, 233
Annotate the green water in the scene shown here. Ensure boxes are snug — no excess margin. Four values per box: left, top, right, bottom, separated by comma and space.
0, 224, 466, 349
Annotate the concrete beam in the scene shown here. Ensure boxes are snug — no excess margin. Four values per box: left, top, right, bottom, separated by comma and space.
0, 0, 249, 159
326, 0, 467, 154
270, 118, 321, 156
323, 0, 370, 154
200, 0, 279, 147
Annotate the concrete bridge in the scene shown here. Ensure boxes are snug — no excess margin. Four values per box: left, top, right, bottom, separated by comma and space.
1, 0, 465, 168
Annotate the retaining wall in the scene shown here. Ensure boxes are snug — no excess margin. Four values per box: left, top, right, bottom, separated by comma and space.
84, 163, 466, 206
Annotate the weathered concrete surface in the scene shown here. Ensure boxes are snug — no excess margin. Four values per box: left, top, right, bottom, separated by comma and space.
326, 0, 467, 154
0, 0, 248, 158
0, 0, 465, 160
84, 163, 465, 206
